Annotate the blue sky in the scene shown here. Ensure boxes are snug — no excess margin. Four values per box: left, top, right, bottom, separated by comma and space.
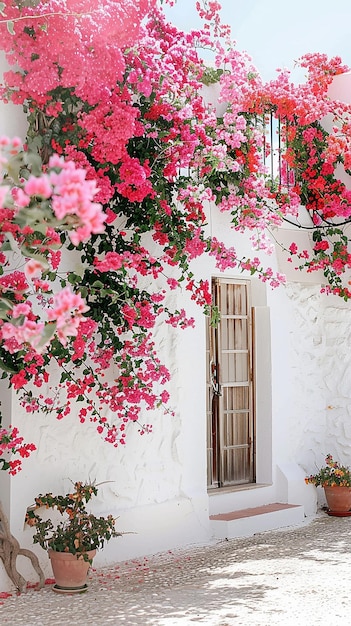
163, 0, 351, 82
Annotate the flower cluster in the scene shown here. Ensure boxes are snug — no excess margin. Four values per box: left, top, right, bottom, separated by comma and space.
0, 0, 155, 105
305, 454, 351, 488
280, 117, 351, 299
0, 417, 36, 475
1, 1, 351, 472
0, 139, 104, 352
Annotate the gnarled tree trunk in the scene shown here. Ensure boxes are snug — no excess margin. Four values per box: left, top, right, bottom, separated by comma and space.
0, 502, 45, 593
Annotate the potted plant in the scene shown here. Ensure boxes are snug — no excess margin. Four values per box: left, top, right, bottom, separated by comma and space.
25, 481, 122, 593
305, 454, 351, 516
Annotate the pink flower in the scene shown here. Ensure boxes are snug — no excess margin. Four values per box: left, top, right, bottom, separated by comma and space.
184, 229, 206, 259
1, 319, 45, 351
24, 175, 52, 199
11, 303, 31, 317
167, 278, 179, 290
0, 185, 10, 207
12, 187, 30, 207
24, 258, 46, 280
314, 240, 329, 252
48, 159, 106, 244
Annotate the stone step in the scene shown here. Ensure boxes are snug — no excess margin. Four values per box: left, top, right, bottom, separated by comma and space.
209, 503, 305, 539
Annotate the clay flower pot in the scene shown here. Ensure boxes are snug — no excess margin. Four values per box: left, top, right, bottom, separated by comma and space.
48, 549, 96, 593
324, 486, 351, 516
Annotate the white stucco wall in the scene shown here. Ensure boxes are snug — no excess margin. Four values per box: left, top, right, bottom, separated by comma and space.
273, 282, 351, 485
0, 53, 27, 139
4, 185, 351, 590
3, 68, 351, 591
3, 201, 351, 591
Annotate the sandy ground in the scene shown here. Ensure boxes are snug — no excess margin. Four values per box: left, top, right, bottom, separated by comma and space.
1, 512, 351, 625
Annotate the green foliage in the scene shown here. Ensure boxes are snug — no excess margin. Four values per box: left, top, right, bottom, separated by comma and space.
25, 481, 122, 561
305, 454, 351, 487
200, 67, 223, 86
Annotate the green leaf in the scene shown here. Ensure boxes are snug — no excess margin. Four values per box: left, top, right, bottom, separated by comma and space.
19, 246, 49, 269
36, 322, 57, 349
6, 20, 15, 35
0, 297, 13, 309
0, 459, 10, 471
26, 135, 44, 155
67, 273, 81, 285
46, 272, 57, 281
0, 240, 13, 252
0, 298, 13, 319
24, 149, 43, 176
0, 349, 20, 373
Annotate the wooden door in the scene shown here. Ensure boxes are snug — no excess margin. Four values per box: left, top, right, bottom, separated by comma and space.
207, 278, 255, 487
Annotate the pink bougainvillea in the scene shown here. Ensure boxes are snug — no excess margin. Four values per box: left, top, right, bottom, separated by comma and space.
1, 1, 351, 471
0, 425, 36, 474
0, 0, 156, 104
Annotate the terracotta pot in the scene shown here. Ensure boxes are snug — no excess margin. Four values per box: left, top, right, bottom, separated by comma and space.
324, 486, 351, 516
48, 549, 96, 593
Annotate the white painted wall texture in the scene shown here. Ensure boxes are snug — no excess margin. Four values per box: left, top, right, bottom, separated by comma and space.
278, 283, 351, 478
3, 208, 350, 590
2, 66, 351, 591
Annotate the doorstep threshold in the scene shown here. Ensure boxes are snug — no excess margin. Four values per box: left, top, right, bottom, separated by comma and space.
210, 502, 300, 521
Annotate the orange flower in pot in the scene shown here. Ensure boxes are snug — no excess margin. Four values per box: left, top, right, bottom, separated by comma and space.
305, 454, 351, 516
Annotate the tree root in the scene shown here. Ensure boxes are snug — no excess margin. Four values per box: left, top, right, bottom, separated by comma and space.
0, 502, 45, 593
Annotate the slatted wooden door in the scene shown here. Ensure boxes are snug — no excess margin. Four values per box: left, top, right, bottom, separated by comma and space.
207, 278, 255, 488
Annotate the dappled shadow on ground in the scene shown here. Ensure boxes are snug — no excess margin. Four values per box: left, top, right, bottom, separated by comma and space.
110, 584, 276, 626
85, 514, 351, 625
112, 514, 351, 625
2, 514, 351, 625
